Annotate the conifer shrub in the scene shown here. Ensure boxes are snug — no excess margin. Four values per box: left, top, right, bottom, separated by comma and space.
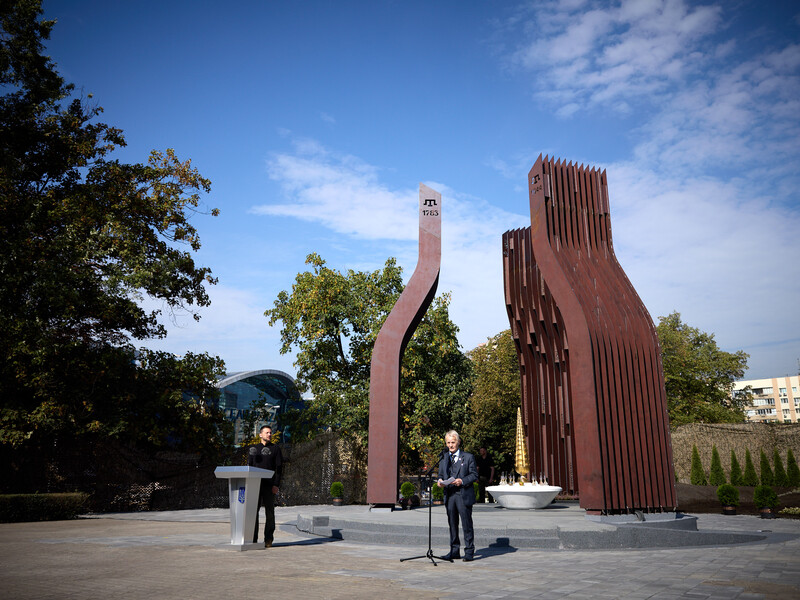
400, 481, 416, 498
787, 448, 800, 487
773, 449, 789, 487
432, 483, 444, 501
743, 449, 759, 486
716, 483, 739, 507
330, 481, 344, 498
690, 445, 708, 485
709, 445, 726, 485
760, 449, 775, 486
729, 449, 743, 486
753, 484, 779, 510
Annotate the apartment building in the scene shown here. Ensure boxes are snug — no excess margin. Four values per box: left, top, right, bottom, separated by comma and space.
733, 375, 800, 423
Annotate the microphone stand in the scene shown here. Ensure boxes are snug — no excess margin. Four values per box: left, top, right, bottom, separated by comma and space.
400, 466, 451, 565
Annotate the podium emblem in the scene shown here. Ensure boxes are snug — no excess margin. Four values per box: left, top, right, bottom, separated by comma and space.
238, 486, 246, 504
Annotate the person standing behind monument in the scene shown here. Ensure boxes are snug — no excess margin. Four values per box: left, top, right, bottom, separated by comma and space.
247, 425, 283, 548
475, 446, 495, 503
436, 430, 478, 561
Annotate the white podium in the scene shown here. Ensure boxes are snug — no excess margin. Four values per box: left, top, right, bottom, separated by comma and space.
214, 466, 274, 551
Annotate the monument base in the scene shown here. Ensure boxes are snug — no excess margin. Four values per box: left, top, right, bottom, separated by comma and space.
585, 511, 697, 531
216, 542, 264, 552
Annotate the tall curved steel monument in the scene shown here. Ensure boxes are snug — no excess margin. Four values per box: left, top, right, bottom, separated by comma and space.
367, 183, 441, 508
503, 155, 676, 514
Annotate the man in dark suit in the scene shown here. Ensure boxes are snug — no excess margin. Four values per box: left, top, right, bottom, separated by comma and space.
436, 430, 478, 561
247, 425, 283, 548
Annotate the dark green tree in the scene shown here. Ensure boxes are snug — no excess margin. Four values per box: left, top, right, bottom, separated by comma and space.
759, 449, 774, 486
462, 329, 521, 470
773, 449, 789, 487
655, 312, 748, 426
729, 449, 743, 486
0, 1, 228, 489
690, 445, 707, 485
786, 448, 800, 487
742, 449, 759, 486
709, 445, 726, 485
266, 253, 473, 469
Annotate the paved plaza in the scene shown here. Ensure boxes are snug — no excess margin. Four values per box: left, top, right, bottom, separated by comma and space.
1, 505, 799, 599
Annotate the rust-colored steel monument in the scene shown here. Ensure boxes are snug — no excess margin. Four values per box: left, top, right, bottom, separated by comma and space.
367, 184, 441, 508
503, 155, 676, 514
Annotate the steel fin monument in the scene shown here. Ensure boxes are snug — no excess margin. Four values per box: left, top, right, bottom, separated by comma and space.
503, 155, 676, 515
367, 183, 441, 508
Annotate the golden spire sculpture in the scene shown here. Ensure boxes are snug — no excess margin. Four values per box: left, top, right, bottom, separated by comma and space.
514, 407, 530, 484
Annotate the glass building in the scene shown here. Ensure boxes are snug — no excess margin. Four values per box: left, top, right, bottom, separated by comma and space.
215, 369, 303, 445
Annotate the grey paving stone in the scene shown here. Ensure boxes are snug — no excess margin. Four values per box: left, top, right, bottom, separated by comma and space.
2, 506, 799, 600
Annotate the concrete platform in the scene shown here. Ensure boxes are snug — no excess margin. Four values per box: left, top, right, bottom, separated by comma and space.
4, 504, 799, 599
87, 501, 798, 550
293, 502, 793, 550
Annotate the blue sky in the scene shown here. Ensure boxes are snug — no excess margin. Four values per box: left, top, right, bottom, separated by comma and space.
44, 0, 800, 380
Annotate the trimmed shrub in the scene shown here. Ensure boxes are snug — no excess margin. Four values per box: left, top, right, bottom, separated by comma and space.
743, 449, 759, 486
787, 448, 800, 487
753, 485, 779, 510
0, 493, 89, 523
690, 445, 707, 485
760, 449, 775, 486
709, 445, 726, 485
400, 481, 416, 498
330, 481, 344, 498
729, 449, 743, 486
716, 483, 739, 507
431, 483, 444, 501
773, 449, 789, 487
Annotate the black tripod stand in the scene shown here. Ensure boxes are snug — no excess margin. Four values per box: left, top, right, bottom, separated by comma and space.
400, 469, 452, 565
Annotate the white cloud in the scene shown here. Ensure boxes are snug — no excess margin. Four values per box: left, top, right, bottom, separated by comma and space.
512, 0, 722, 113
253, 137, 529, 353
495, 0, 800, 378
148, 2, 799, 380
253, 139, 419, 241
609, 161, 800, 378
251, 122, 799, 377
140, 286, 295, 374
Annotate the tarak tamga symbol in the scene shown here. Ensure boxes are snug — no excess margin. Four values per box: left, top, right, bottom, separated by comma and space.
238, 486, 246, 504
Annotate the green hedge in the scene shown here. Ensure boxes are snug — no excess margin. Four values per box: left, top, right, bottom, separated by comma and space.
0, 493, 89, 523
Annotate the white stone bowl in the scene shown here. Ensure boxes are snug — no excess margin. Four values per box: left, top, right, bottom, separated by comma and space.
486, 483, 562, 509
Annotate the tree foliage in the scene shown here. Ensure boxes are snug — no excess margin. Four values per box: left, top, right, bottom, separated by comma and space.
656, 312, 749, 427
0, 1, 228, 486
462, 329, 521, 470
266, 253, 473, 469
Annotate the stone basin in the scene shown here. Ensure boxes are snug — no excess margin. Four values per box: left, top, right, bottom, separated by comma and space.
486, 483, 562, 509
